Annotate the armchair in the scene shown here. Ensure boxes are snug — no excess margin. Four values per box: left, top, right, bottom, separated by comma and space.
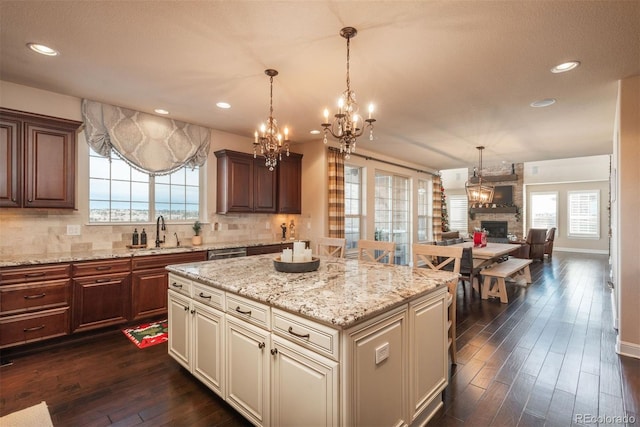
544, 227, 556, 259
526, 228, 547, 262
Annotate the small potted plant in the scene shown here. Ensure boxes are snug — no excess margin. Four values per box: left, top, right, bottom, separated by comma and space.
191, 220, 202, 246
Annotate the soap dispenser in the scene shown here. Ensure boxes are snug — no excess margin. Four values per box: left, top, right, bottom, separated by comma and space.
140, 229, 147, 246
132, 228, 139, 245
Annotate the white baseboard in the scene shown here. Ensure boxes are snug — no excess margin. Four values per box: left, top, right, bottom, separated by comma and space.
553, 247, 609, 255
616, 338, 640, 359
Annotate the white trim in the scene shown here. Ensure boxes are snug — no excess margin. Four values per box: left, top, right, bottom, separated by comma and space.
616, 338, 640, 359
552, 247, 609, 255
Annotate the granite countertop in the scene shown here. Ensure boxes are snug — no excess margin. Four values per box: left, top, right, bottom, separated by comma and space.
0, 239, 301, 268
167, 254, 458, 328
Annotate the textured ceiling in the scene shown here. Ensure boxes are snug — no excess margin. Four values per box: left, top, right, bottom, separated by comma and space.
1, 1, 639, 170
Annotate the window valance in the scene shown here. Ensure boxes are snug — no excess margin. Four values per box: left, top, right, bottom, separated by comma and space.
81, 99, 210, 175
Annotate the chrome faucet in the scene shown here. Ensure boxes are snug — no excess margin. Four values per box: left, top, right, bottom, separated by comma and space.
155, 215, 166, 247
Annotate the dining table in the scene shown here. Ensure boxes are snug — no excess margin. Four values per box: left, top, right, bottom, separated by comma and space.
449, 241, 520, 269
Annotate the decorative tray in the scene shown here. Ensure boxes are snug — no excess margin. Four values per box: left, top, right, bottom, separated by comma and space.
273, 256, 320, 273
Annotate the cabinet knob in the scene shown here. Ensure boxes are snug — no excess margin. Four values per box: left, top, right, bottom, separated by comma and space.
190, 309, 196, 314
258, 342, 265, 349
183, 306, 189, 312
27, 199, 33, 203
270, 348, 278, 356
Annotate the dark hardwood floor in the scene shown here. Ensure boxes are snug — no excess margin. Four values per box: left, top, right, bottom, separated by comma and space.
0, 252, 638, 426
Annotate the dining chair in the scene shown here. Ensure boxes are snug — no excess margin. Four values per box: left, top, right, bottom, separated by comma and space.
544, 227, 556, 259
315, 237, 346, 258
412, 243, 462, 364
357, 240, 396, 264
459, 247, 482, 296
525, 228, 547, 262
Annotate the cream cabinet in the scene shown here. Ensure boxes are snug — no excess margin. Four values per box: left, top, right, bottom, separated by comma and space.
167, 289, 191, 369
226, 314, 271, 427
270, 334, 339, 427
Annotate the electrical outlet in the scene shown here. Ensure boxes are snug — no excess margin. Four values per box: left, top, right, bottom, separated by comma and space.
375, 342, 390, 364
67, 224, 81, 236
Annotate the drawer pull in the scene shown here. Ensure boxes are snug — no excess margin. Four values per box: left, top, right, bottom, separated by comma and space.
171, 282, 183, 289
24, 293, 46, 300
95, 266, 112, 271
258, 342, 265, 349
288, 326, 310, 339
271, 348, 278, 355
23, 325, 45, 332
95, 279, 110, 283
25, 272, 45, 278
235, 306, 252, 316
198, 292, 211, 300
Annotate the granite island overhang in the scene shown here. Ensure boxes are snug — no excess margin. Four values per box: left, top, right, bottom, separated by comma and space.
165, 253, 459, 329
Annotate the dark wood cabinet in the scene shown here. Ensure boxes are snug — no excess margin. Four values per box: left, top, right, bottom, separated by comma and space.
246, 241, 307, 256
71, 258, 131, 332
215, 149, 302, 214
277, 152, 303, 214
0, 108, 81, 209
131, 251, 206, 320
0, 263, 72, 348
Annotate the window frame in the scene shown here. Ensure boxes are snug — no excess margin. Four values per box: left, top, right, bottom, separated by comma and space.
417, 179, 432, 242
567, 190, 600, 239
374, 171, 410, 265
448, 194, 469, 235
88, 147, 204, 224
344, 164, 364, 254
530, 191, 559, 232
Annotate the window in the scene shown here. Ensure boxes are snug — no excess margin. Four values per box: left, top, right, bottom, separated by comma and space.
89, 147, 200, 223
375, 172, 409, 265
568, 190, 599, 238
417, 179, 432, 242
344, 165, 363, 252
530, 192, 558, 230
448, 194, 468, 234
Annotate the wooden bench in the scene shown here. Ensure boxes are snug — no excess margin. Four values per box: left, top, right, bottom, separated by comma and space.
480, 258, 533, 303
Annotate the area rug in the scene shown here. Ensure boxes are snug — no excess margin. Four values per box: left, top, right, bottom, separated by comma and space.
122, 319, 168, 349
0, 401, 53, 427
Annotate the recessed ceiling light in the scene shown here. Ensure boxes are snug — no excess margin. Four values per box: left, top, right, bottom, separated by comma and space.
530, 98, 557, 108
551, 61, 580, 73
309, 130, 321, 135
216, 102, 231, 109
154, 109, 169, 115
27, 43, 59, 56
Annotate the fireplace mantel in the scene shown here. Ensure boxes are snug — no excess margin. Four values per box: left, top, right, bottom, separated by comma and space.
469, 206, 518, 214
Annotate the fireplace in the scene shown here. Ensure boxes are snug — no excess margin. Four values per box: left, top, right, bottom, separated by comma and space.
481, 221, 508, 242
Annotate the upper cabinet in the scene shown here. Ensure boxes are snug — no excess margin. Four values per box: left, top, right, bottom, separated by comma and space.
215, 149, 302, 214
0, 108, 82, 209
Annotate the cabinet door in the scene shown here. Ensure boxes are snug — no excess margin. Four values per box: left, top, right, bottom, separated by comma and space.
72, 273, 130, 332
24, 121, 76, 208
253, 159, 277, 213
409, 290, 447, 423
131, 268, 168, 320
277, 153, 302, 214
168, 290, 191, 369
193, 301, 225, 398
216, 151, 254, 213
271, 335, 338, 427
345, 308, 408, 427
0, 117, 21, 208
226, 316, 270, 427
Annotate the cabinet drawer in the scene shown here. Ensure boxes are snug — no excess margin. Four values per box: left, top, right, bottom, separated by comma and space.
168, 274, 191, 297
72, 258, 131, 277
225, 294, 270, 330
192, 282, 224, 311
0, 307, 70, 348
272, 308, 340, 360
1, 263, 71, 285
0, 279, 70, 315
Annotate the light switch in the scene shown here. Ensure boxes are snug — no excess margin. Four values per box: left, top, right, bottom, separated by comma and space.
375, 342, 390, 364
67, 224, 81, 236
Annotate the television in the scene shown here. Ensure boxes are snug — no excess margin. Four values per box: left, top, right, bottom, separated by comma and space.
492, 185, 513, 205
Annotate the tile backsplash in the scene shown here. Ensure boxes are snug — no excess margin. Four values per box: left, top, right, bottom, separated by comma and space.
0, 209, 306, 257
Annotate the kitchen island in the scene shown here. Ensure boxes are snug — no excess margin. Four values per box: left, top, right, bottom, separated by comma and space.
166, 254, 458, 427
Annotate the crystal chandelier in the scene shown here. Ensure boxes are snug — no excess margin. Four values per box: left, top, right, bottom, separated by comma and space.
253, 69, 289, 171
465, 146, 494, 207
321, 27, 376, 158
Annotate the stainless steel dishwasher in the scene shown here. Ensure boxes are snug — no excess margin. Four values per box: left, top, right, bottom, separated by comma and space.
207, 247, 247, 260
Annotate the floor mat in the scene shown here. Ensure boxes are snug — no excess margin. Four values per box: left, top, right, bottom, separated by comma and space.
122, 319, 168, 349
0, 401, 53, 427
